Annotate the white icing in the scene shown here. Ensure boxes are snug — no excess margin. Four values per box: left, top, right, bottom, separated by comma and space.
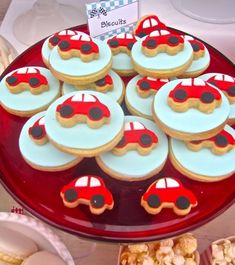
19, 111, 81, 169
143, 20, 150, 29
166, 178, 180, 187
90, 177, 101, 187
97, 116, 168, 179
75, 176, 88, 187
170, 125, 235, 178
156, 179, 166, 188
153, 79, 230, 134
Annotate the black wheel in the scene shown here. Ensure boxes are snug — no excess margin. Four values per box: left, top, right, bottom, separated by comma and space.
146, 39, 157, 49
167, 36, 179, 45
228, 86, 235, 97
191, 42, 200, 52
215, 134, 228, 147
29, 77, 40, 87
6, 75, 18, 85
116, 136, 126, 148
90, 194, 105, 209
64, 188, 78, 202
138, 31, 146, 38
59, 105, 74, 117
176, 196, 190, 210
147, 194, 161, 208
51, 35, 60, 45
88, 107, 103, 121
139, 134, 152, 147
139, 80, 150, 91
109, 39, 119, 48
95, 78, 106, 87
174, 89, 188, 101
200, 92, 215, 103
58, 40, 70, 50
127, 42, 135, 50
81, 43, 92, 53
30, 126, 43, 138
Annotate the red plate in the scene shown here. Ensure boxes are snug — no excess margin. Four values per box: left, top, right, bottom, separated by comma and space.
0, 25, 234, 242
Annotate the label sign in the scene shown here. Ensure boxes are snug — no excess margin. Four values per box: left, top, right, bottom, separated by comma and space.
86, 0, 139, 40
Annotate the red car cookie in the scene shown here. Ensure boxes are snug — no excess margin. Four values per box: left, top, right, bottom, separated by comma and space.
183, 35, 205, 59
60, 175, 114, 215
48, 30, 80, 49
28, 116, 48, 145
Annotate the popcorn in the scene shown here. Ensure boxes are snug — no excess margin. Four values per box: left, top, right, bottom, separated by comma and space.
173, 255, 185, 265
177, 234, 197, 256
128, 244, 149, 254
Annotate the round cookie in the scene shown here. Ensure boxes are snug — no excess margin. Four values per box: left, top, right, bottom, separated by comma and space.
0, 67, 60, 117
45, 91, 124, 157
21, 251, 67, 265
131, 30, 194, 78
169, 125, 235, 182
48, 37, 112, 85
153, 78, 230, 141
19, 111, 82, 171
179, 35, 210, 78
96, 116, 168, 181
200, 73, 235, 125
62, 70, 125, 104
125, 75, 171, 120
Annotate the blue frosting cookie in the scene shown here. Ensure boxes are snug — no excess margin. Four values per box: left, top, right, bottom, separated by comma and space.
96, 116, 168, 181
19, 111, 82, 171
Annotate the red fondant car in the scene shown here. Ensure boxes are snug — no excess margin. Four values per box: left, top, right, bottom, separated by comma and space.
114, 121, 158, 152
95, 74, 113, 90
48, 30, 80, 48
134, 15, 167, 38
183, 35, 205, 54
28, 116, 48, 144
169, 78, 221, 104
60, 175, 114, 214
107, 33, 137, 53
142, 30, 184, 51
56, 93, 110, 124
141, 177, 197, 214
5, 67, 48, 92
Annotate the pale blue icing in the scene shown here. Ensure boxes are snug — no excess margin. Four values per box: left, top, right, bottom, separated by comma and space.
49, 39, 112, 77
200, 73, 235, 120
125, 75, 154, 119
41, 36, 51, 62
0, 67, 60, 112
131, 39, 193, 70
112, 53, 134, 71
170, 125, 235, 177
62, 70, 124, 103
97, 116, 169, 179
45, 91, 124, 150
153, 79, 230, 134
185, 46, 210, 73
19, 111, 81, 168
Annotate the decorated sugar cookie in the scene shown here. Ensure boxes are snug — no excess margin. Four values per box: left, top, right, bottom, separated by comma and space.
19, 112, 82, 171
169, 125, 235, 182
153, 78, 230, 141
141, 177, 198, 215
0, 66, 60, 117
60, 175, 114, 215
96, 116, 168, 181
45, 91, 124, 157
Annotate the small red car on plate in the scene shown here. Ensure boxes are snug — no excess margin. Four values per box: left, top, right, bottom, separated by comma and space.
107, 33, 137, 54
141, 177, 197, 215
28, 116, 48, 145
60, 175, 114, 214
48, 30, 80, 48
183, 35, 205, 58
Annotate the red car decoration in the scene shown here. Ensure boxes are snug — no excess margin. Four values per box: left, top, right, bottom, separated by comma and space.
136, 76, 169, 97
134, 15, 167, 38
28, 116, 48, 145
206, 74, 235, 103
94, 74, 113, 92
141, 177, 197, 215
142, 30, 184, 56
56, 93, 110, 128
107, 33, 137, 55
48, 30, 80, 49
60, 175, 114, 215
183, 35, 205, 59
57, 34, 99, 62
5, 67, 48, 94
112, 121, 158, 155
168, 78, 222, 113
187, 129, 235, 155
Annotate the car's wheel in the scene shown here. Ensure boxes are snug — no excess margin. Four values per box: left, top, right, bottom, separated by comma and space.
29, 77, 40, 87
228, 86, 235, 97
88, 107, 103, 121
173, 89, 188, 101
215, 134, 228, 147
147, 194, 161, 208
58, 40, 70, 50
51, 36, 60, 46
146, 39, 157, 49
139, 80, 150, 91
59, 105, 74, 118
64, 188, 78, 202
191, 42, 200, 52
95, 77, 106, 87
30, 126, 43, 138
81, 43, 92, 54
127, 42, 135, 51
116, 136, 126, 148
168, 36, 179, 45
139, 134, 152, 147
6, 75, 18, 85
138, 31, 146, 38
200, 92, 215, 103
109, 39, 119, 48
90, 194, 105, 209
176, 196, 190, 210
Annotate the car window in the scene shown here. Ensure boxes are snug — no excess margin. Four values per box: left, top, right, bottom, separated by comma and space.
58, 30, 66, 35
133, 122, 145, 130
146, 77, 157, 81
124, 122, 132, 131
126, 33, 133, 39
38, 117, 45, 125
150, 31, 160, 37
143, 19, 150, 29
81, 35, 91, 41
117, 33, 125, 39
181, 79, 192, 86
150, 18, 158, 26
84, 94, 96, 102
224, 75, 233, 82
71, 94, 83, 102
160, 30, 170, 36
27, 68, 38, 74
17, 67, 30, 74
166, 178, 180, 188
155, 179, 166, 189
193, 79, 205, 86
90, 177, 101, 187
75, 176, 88, 187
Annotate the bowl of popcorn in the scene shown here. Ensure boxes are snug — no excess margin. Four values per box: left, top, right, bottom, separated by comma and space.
118, 233, 200, 265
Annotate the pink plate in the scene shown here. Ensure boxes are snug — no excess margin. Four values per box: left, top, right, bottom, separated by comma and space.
0, 25, 234, 242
